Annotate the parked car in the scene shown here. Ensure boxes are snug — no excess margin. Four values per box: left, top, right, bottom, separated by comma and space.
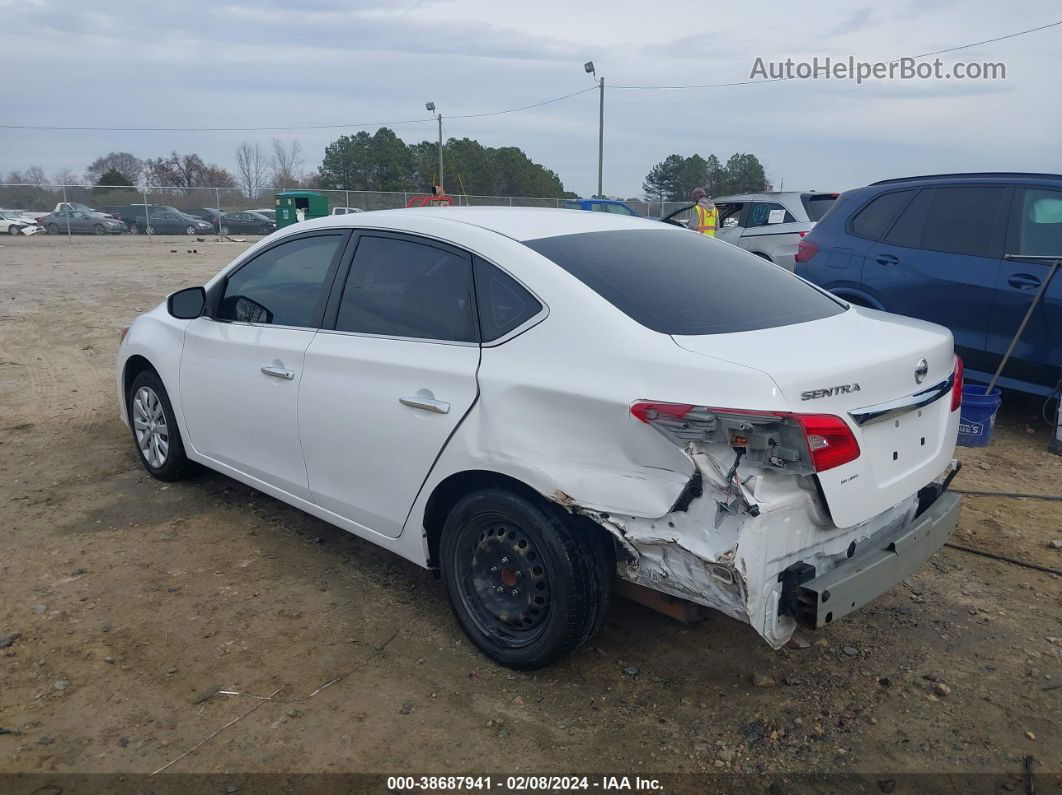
130, 209, 214, 236
795, 172, 1062, 396
0, 210, 40, 235
39, 209, 126, 235
219, 211, 275, 235
661, 192, 838, 269
563, 198, 641, 216
99, 204, 174, 230
331, 207, 364, 215
182, 208, 225, 231
251, 208, 277, 222
119, 208, 962, 668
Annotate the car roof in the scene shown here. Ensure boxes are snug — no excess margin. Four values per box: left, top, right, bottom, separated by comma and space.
713, 191, 828, 202
870, 172, 1062, 186
290, 206, 666, 242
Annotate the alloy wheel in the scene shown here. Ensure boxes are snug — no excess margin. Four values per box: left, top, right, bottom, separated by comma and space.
132, 386, 169, 468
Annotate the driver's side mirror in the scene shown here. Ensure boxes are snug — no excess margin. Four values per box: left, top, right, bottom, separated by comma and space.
167, 286, 206, 319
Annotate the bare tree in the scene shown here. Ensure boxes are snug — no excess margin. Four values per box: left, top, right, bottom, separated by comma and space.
85, 152, 144, 185
270, 138, 304, 189
235, 141, 268, 202
52, 168, 81, 186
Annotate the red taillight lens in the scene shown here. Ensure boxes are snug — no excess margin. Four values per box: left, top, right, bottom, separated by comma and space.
630, 401, 693, 423
795, 239, 819, 263
951, 356, 963, 411
630, 402, 860, 473
798, 230, 808, 238
792, 413, 861, 471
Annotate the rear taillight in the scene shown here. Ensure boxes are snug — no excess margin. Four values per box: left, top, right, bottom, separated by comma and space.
951, 356, 963, 411
630, 402, 860, 473
795, 239, 819, 263
794, 413, 861, 471
798, 230, 808, 238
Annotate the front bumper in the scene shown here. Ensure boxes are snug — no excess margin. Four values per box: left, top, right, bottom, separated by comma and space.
785, 490, 961, 628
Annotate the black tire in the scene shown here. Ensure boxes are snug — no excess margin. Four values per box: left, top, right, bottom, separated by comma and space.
93, 223, 106, 235
184, 225, 195, 235
127, 369, 194, 481
260, 226, 271, 235
47, 223, 59, 235
221, 225, 230, 236
440, 488, 610, 669
8, 224, 19, 236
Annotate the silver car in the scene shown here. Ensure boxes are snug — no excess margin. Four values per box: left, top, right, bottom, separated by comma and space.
663, 191, 837, 269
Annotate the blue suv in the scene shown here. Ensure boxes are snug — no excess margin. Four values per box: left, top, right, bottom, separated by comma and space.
795, 173, 1062, 396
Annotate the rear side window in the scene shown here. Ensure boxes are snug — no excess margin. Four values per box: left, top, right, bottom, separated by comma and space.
1017, 188, 1062, 256
524, 229, 844, 335
920, 186, 1005, 257
885, 188, 934, 247
335, 235, 477, 342
850, 190, 914, 240
802, 193, 838, 222
218, 234, 343, 327
746, 202, 796, 227
474, 257, 542, 342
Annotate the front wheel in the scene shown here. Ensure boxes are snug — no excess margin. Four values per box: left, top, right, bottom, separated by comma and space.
8, 225, 19, 236
128, 369, 194, 481
260, 226, 271, 235
93, 223, 106, 235
220, 225, 230, 236
184, 225, 196, 235
440, 488, 610, 669
47, 223, 59, 235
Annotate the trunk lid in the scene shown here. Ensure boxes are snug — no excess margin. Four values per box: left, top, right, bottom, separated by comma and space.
672, 307, 959, 527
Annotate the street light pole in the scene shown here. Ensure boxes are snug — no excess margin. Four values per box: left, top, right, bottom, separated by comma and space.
584, 61, 603, 197
426, 102, 443, 190
597, 76, 604, 198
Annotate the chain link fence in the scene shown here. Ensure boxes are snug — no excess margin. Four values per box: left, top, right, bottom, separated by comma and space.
0, 183, 691, 237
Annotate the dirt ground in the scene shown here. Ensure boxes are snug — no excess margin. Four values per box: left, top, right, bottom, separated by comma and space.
1, 235, 1060, 786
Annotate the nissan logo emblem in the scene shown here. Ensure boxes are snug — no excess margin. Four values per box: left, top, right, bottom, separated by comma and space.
915, 358, 929, 384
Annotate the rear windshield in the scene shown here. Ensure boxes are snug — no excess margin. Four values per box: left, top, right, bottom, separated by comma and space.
801, 193, 839, 222
523, 229, 845, 335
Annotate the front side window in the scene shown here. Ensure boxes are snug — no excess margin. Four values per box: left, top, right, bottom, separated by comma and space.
1017, 188, 1062, 257
524, 229, 844, 335
335, 235, 477, 342
217, 234, 343, 327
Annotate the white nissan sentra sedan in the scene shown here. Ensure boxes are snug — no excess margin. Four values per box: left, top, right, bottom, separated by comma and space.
118, 208, 962, 669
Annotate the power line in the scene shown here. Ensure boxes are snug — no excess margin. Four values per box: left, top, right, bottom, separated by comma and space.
612, 19, 1062, 90
0, 86, 598, 133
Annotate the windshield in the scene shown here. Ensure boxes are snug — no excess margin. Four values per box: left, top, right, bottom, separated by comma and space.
524, 229, 845, 335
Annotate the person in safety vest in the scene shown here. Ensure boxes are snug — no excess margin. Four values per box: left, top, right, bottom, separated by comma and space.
691, 187, 718, 237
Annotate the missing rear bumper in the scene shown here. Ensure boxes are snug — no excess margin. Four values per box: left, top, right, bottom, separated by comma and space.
782, 490, 961, 628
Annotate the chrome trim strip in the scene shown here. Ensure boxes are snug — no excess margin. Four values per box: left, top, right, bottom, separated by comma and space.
848, 372, 955, 426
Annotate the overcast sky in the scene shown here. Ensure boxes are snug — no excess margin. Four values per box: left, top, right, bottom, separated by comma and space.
1, 0, 1059, 198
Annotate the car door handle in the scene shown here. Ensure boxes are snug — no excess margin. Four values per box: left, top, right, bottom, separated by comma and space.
399, 396, 450, 414
260, 365, 295, 380
875, 254, 899, 266
1008, 273, 1041, 290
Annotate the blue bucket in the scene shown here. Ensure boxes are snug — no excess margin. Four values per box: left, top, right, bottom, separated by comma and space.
957, 384, 1002, 447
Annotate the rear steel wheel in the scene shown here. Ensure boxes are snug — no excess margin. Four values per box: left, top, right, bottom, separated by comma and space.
440, 488, 610, 669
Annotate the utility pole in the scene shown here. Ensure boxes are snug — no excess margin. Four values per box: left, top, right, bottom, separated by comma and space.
426, 102, 443, 190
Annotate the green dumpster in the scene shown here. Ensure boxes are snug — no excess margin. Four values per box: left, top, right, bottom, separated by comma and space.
275, 191, 329, 228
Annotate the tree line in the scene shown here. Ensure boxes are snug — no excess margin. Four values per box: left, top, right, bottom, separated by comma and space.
3, 136, 774, 208
642, 153, 769, 202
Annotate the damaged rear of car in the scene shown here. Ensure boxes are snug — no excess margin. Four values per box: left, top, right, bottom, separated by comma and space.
416, 221, 962, 665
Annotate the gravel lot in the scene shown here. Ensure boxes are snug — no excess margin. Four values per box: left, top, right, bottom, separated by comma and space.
1, 235, 1059, 785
